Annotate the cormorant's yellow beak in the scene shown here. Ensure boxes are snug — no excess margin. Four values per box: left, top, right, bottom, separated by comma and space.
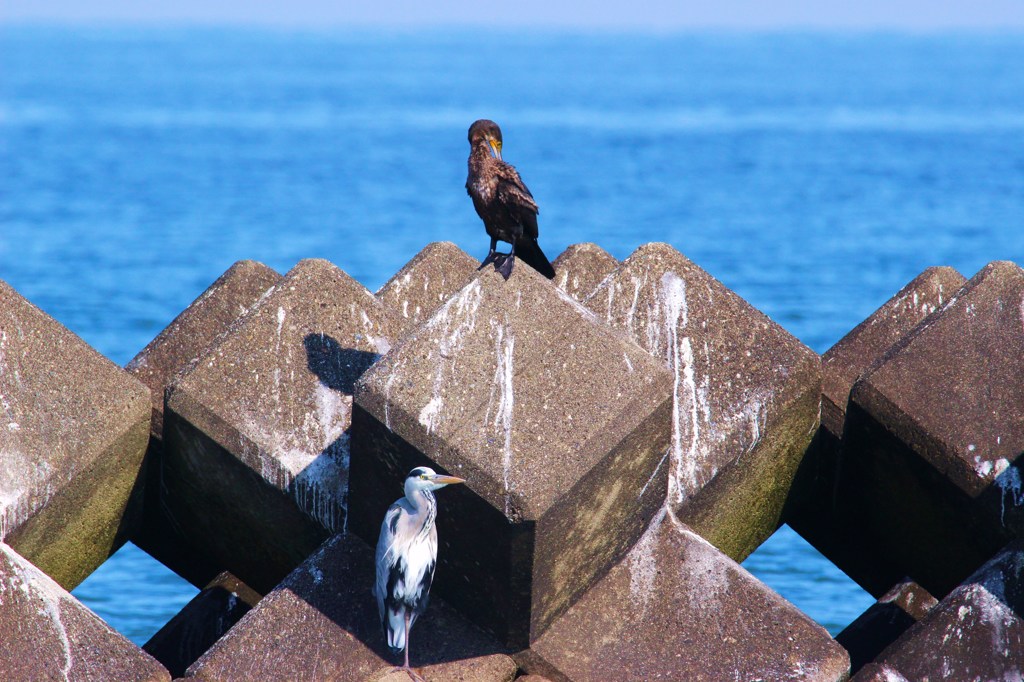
430, 474, 466, 486
488, 138, 502, 161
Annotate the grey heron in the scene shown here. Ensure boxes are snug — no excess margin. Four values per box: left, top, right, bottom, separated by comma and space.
375, 466, 465, 680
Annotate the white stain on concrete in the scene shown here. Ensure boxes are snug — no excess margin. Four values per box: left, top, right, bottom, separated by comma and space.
627, 506, 665, 615
0, 450, 53, 541
491, 321, 516, 517
992, 459, 1023, 526
418, 396, 443, 434
248, 378, 353, 533
0, 543, 74, 679
659, 271, 704, 505
416, 279, 484, 436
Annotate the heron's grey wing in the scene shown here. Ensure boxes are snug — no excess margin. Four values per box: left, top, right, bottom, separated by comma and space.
375, 503, 403, 628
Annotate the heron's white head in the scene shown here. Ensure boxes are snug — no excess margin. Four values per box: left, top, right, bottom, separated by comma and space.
404, 466, 465, 497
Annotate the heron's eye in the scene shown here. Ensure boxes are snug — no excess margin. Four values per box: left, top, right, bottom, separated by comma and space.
419, 474, 428, 479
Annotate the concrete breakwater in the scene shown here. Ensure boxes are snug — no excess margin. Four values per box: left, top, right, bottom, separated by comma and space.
0, 241, 1021, 681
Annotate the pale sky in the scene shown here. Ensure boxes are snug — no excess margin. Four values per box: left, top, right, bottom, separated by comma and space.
3, 0, 1024, 30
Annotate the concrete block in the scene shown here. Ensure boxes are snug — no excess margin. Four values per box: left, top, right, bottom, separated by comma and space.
850, 663, 909, 682
350, 264, 674, 646
525, 509, 850, 681
127, 260, 280, 588
821, 266, 964, 438
873, 540, 1024, 680
185, 535, 516, 682
584, 242, 820, 561
0, 543, 170, 681
143, 572, 261, 678
164, 259, 399, 592
0, 280, 151, 589
551, 243, 618, 303
788, 267, 966, 596
126, 260, 281, 438
376, 242, 480, 338
835, 579, 938, 674
844, 261, 1024, 594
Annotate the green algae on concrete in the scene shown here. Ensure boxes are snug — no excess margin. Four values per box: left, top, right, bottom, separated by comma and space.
0, 279, 151, 590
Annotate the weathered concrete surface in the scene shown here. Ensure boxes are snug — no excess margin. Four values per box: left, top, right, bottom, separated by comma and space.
788, 267, 966, 596
584, 242, 821, 562
0, 280, 151, 589
351, 264, 673, 646
164, 259, 399, 592
126, 260, 281, 438
844, 261, 1024, 595
872, 540, 1024, 680
0, 542, 170, 682
184, 535, 515, 682
525, 509, 850, 681
143, 572, 262, 678
820, 266, 964, 438
551, 243, 618, 303
835, 579, 938, 674
850, 663, 909, 682
127, 260, 280, 589
376, 242, 480, 338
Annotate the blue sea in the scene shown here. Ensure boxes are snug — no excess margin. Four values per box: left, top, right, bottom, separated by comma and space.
2, 26, 1023, 646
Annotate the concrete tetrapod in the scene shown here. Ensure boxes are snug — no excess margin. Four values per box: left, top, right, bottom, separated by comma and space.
525, 508, 851, 681
585, 242, 821, 562
163, 259, 399, 592
844, 261, 1024, 595
0, 279, 150, 589
787, 266, 966, 596
350, 264, 674, 646
0, 543, 170, 682
184, 535, 517, 682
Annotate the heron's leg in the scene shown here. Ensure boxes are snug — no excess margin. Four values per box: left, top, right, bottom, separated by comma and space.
404, 611, 411, 668
477, 237, 500, 270
497, 241, 516, 280
401, 611, 426, 682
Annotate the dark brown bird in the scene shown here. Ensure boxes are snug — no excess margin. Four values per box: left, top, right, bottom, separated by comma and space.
466, 119, 555, 280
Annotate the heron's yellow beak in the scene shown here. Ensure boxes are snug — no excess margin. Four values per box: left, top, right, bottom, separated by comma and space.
431, 474, 466, 485
488, 138, 502, 161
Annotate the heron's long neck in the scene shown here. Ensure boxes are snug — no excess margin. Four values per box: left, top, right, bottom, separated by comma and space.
408, 488, 437, 539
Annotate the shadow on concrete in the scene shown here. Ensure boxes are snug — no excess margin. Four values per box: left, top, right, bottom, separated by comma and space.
303, 333, 380, 395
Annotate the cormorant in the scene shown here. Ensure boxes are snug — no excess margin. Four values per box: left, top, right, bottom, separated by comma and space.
375, 466, 465, 681
466, 119, 556, 280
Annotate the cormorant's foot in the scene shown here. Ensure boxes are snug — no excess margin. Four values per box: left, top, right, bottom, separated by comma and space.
496, 252, 515, 280
387, 666, 425, 682
477, 251, 499, 271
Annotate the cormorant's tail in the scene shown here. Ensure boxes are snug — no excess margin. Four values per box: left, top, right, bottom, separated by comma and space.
516, 238, 556, 279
